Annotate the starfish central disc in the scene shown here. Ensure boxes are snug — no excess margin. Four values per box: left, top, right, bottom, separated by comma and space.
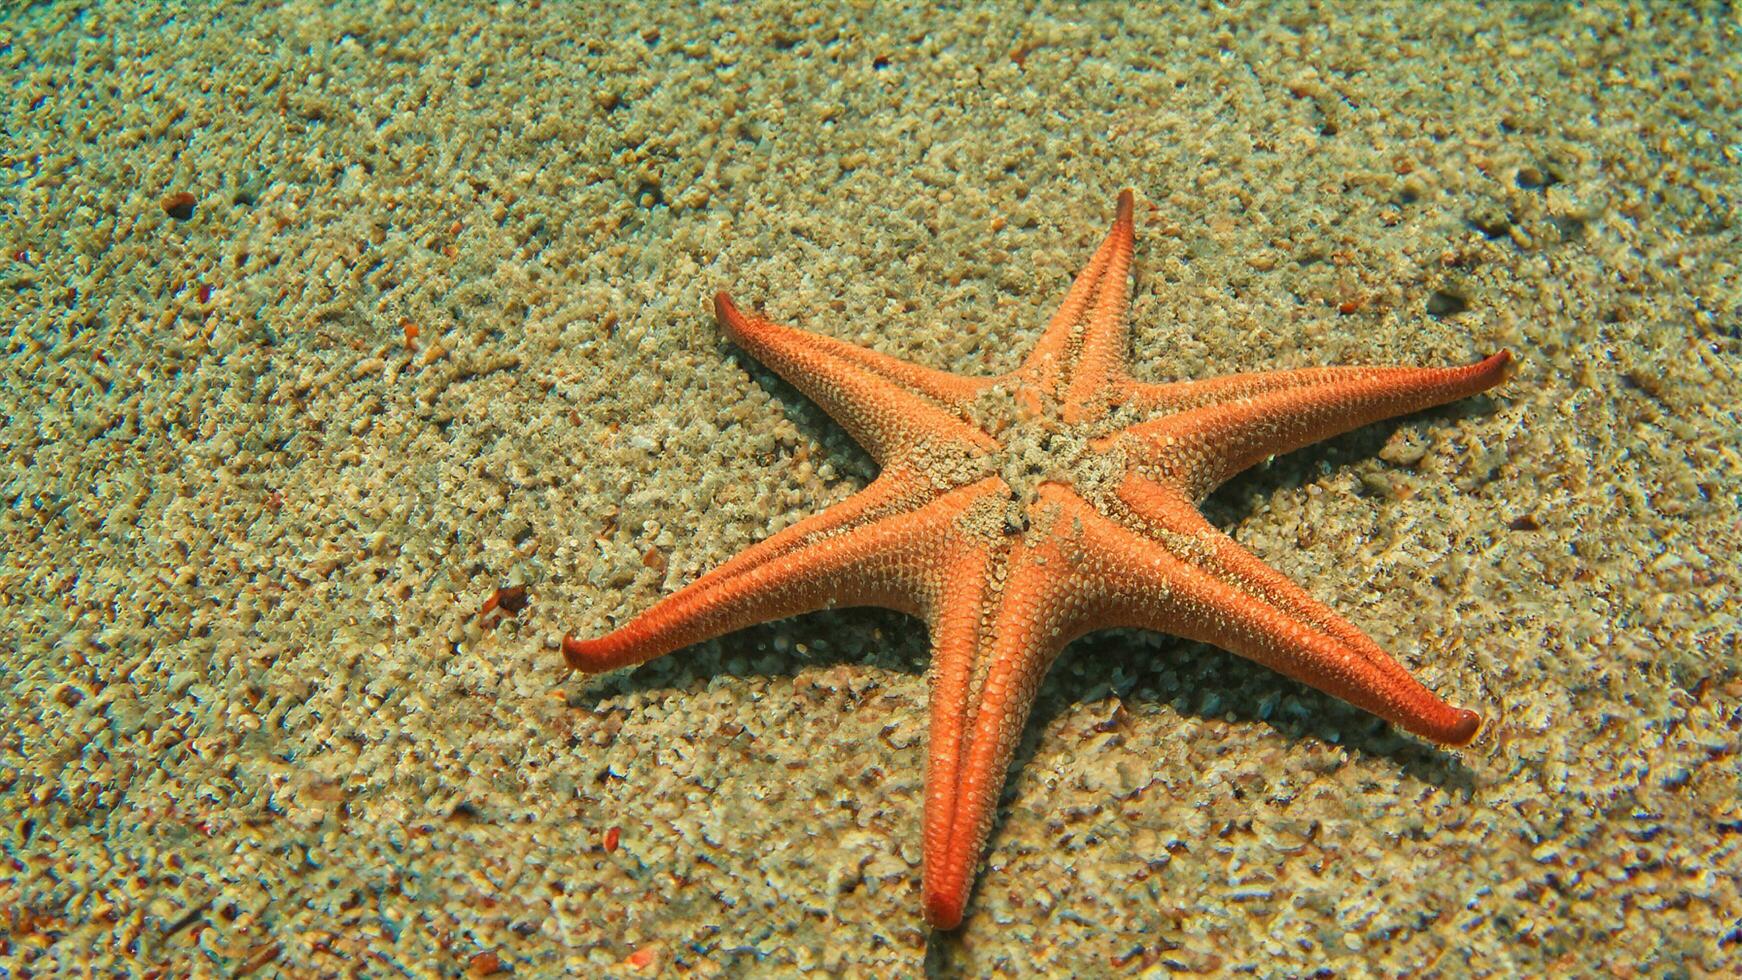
961, 378, 1134, 533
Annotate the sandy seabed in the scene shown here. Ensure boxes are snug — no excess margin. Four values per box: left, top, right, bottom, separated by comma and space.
3, 1, 1738, 976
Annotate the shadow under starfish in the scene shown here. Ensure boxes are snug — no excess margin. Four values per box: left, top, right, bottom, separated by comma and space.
565, 189, 1510, 930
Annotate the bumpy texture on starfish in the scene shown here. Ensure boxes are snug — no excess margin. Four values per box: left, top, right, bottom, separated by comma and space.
566, 190, 1509, 930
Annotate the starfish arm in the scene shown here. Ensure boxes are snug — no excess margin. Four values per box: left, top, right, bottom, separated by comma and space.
1119, 352, 1508, 417
918, 534, 1001, 930
562, 470, 969, 672
921, 492, 1099, 929
1114, 475, 1425, 677
1016, 190, 1136, 422
1080, 481, 1480, 745
1113, 351, 1510, 500
714, 292, 995, 464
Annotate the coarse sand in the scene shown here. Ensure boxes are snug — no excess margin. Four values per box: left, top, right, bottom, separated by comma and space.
3, 1, 1738, 975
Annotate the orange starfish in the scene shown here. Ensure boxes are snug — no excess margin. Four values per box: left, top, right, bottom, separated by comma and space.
565, 190, 1509, 930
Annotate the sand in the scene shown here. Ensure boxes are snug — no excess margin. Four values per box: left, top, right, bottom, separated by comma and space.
3, 0, 1737, 975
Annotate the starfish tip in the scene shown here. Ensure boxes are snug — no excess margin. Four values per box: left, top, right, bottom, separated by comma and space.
923, 892, 966, 931
714, 291, 758, 342
1446, 708, 1483, 746
561, 633, 604, 672
713, 290, 739, 320
1115, 188, 1135, 222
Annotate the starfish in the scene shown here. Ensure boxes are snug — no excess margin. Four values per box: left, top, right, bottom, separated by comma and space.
565, 190, 1509, 930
